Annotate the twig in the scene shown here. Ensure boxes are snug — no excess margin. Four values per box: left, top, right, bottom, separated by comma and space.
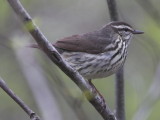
0, 77, 41, 120
106, 0, 125, 120
6, 0, 116, 120
12, 35, 63, 120
42, 63, 89, 120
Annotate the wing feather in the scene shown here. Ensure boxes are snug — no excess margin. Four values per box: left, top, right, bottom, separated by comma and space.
53, 33, 112, 54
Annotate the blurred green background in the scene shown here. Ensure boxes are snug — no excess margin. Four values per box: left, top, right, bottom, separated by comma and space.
0, 0, 160, 120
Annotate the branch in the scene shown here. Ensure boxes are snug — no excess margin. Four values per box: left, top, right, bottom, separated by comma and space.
6, 0, 116, 120
115, 68, 125, 120
106, 0, 125, 120
12, 35, 63, 120
43, 64, 89, 120
0, 77, 41, 120
106, 0, 119, 21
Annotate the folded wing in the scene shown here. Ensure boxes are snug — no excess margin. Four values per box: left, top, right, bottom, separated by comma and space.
53, 34, 112, 54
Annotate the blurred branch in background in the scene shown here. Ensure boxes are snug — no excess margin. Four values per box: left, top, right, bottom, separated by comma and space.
106, 0, 118, 21
0, 77, 41, 120
132, 62, 160, 120
42, 63, 89, 120
0, 34, 11, 50
133, 1, 160, 119
106, 0, 125, 120
11, 35, 63, 120
115, 68, 125, 120
135, 35, 160, 65
135, 0, 160, 60
6, 0, 116, 120
135, 0, 160, 27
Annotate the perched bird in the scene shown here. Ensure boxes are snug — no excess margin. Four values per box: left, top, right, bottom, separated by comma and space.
32, 21, 143, 82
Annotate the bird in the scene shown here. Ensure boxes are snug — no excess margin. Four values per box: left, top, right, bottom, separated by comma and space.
31, 21, 143, 83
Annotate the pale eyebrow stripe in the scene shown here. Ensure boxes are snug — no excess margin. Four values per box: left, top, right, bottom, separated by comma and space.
113, 25, 133, 31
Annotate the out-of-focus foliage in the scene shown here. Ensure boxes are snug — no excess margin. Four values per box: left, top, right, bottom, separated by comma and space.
0, 0, 160, 120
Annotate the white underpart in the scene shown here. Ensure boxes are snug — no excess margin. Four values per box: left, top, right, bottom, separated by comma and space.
124, 34, 131, 40
62, 35, 130, 79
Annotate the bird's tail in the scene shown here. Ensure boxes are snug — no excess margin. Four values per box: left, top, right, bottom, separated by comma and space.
26, 43, 39, 48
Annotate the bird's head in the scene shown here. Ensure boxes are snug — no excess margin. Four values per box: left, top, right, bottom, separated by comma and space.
109, 21, 144, 44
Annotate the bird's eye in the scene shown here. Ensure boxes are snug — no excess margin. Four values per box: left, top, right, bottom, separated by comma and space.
124, 28, 128, 32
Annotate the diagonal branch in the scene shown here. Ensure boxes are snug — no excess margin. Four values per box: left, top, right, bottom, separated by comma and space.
0, 77, 41, 120
43, 65, 90, 120
106, 0, 125, 120
6, 0, 116, 120
12, 36, 63, 120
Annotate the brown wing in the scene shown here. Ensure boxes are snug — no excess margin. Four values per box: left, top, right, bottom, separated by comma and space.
53, 34, 112, 54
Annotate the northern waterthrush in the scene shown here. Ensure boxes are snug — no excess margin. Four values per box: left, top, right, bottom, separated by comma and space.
32, 21, 143, 81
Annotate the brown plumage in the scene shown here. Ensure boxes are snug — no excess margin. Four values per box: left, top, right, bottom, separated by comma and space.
53, 23, 115, 54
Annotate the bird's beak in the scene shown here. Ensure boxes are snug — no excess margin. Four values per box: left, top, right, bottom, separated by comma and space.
133, 30, 144, 34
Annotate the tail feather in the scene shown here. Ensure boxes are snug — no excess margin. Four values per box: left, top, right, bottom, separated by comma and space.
27, 43, 39, 48
27, 43, 64, 54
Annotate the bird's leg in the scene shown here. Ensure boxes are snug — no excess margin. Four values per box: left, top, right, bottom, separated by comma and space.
88, 79, 103, 99
88, 79, 106, 111
88, 79, 102, 94
88, 79, 97, 92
